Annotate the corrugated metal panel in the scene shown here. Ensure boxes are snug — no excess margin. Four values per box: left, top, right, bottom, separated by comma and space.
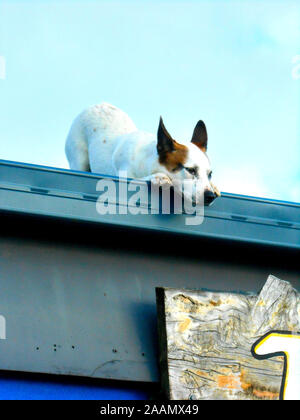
0, 159, 299, 249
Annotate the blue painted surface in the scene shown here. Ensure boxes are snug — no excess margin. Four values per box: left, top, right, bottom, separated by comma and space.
0, 372, 151, 400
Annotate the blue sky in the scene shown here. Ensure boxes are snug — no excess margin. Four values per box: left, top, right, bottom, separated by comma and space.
0, 0, 299, 202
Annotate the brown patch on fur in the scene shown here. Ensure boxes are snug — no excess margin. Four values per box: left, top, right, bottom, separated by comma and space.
197, 144, 207, 153
158, 140, 188, 172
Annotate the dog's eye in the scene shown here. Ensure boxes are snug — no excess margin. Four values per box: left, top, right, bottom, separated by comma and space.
185, 167, 197, 176
172, 163, 184, 172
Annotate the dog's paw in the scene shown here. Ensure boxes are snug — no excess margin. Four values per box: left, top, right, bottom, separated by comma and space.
150, 173, 172, 189
211, 182, 221, 197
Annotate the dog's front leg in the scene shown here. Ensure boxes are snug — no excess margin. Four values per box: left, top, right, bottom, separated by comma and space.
142, 173, 173, 189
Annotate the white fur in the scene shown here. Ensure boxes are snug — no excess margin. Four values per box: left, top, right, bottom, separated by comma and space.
65, 102, 217, 203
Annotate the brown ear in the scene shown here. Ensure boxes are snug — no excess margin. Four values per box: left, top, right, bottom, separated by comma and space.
191, 120, 207, 152
157, 117, 175, 155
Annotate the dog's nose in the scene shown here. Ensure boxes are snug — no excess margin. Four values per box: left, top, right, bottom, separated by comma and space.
204, 190, 216, 205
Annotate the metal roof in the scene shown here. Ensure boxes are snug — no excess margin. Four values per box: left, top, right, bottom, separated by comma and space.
0, 159, 299, 249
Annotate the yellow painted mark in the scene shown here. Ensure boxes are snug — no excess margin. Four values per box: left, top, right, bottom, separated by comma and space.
178, 318, 191, 333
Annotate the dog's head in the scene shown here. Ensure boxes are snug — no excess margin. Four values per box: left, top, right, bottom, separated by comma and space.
157, 117, 220, 205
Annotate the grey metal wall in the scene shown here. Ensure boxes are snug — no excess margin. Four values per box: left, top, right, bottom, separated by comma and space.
0, 213, 298, 382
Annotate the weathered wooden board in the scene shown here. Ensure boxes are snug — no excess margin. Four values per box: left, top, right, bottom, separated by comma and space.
156, 275, 300, 400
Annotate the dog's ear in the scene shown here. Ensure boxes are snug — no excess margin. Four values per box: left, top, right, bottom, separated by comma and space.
157, 117, 175, 155
191, 120, 207, 152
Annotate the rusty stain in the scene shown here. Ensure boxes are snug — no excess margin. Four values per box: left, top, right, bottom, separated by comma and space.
240, 370, 279, 399
253, 389, 278, 399
196, 370, 209, 377
240, 369, 252, 391
244, 383, 279, 399
217, 374, 241, 390
209, 299, 221, 306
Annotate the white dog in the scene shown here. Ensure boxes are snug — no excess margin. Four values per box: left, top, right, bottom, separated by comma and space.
65, 103, 220, 204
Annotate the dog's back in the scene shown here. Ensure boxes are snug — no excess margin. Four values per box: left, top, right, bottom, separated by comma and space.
65, 103, 137, 174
